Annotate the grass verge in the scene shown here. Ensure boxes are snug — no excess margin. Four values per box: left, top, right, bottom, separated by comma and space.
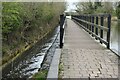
32, 70, 48, 80
58, 60, 64, 78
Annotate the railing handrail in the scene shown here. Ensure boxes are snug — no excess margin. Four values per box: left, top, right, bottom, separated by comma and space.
72, 17, 109, 31
72, 13, 111, 49
73, 13, 111, 17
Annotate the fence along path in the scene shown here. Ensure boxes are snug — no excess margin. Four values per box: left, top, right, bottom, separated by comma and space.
60, 19, 118, 79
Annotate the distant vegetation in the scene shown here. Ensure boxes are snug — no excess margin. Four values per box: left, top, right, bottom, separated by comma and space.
116, 2, 120, 19
2, 2, 65, 65
76, 2, 120, 19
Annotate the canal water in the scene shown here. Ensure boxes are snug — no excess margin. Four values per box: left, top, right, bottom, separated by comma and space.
2, 26, 60, 78
110, 20, 120, 56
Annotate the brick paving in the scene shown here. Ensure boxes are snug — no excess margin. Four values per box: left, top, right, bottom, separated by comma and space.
59, 19, 119, 79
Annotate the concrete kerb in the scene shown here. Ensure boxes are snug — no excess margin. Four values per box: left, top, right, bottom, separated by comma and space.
47, 49, 61, 79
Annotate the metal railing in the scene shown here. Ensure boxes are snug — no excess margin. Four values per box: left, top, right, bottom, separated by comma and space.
72, 14, 111, 49
59, 14, 66, 48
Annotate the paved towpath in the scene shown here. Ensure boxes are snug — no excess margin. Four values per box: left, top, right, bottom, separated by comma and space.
59, 19, 119, 79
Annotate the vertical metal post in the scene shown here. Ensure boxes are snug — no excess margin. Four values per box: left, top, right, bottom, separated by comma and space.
88, 16, 90, 34
84, 16, 86, 27
83, 16, 84, 26
71, 15, 73, 19
78, 15, 80, 23
95, 16, 98, 40
92, 16, 94, 36
60, 14, 64, 48
85, 16, 86, 28
85, 16, 87, 29
107, 14, 111, 49
81, 16, 83, 26
83, 16, 85, 27
89, 16, 92, 32
100, 16, 104, 44
87, 16, 88, 29
80, 15, 82, 24
96, 16, 98, 35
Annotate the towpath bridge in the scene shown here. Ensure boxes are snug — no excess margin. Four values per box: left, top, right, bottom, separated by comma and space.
47, 14, 119, 80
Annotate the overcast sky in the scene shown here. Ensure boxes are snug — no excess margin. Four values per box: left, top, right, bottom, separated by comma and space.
66, 2, 77, 12
65, 0, 79, 12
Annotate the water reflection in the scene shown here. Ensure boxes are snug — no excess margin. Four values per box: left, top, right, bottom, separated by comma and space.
110, 20, 120, 55
118, 21, 120, 54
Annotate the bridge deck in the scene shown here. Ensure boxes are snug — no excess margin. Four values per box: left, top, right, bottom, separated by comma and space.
60, 19, 118, 79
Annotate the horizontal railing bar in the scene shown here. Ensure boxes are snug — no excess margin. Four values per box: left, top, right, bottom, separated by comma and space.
72, 17, 108, 31
73, 19, 108, 46
72, 13, 110, 17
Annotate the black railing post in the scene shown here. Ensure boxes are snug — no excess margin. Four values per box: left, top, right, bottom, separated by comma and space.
100, 16, 104, 44
95, 16, 98, 40
92, 16, 94, 36
71, 15, 73, 19
84, 16, 86, 27
90, 16, 92, 32
81, 16, 83, 26
85, 16, 87, 29
80, 15, 82, 24
87, 16, 88, 29
60, 14, 64, 48
83, 16, 85, 27
83, 16, 84, 27
107, 14, 111, 49
96, 16, 98, 35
